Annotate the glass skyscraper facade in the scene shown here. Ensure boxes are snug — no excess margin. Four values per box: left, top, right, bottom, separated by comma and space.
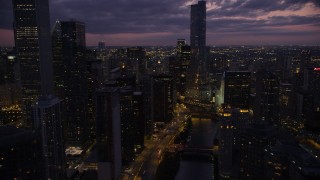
190, 1, 206, 62
13, 0, 53, 127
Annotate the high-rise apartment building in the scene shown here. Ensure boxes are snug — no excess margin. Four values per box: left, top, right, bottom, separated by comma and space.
13, 0, 53, 127
190, 1, 206, 62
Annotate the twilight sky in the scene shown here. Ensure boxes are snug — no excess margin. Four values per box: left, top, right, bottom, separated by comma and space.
0, 0, 320, 46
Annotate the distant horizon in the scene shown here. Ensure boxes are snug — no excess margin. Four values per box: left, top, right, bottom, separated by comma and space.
0, 29, 319, 49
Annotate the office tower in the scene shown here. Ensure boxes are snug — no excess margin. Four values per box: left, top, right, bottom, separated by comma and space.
139, 75, 153, 135
278, 83, 294, 126
152, 75, 173, 123
177, 39, 186, 55
299, 50, 312, 84
88, 60, 108, 86
177, 45, 191, 96
52, 20, 64, 98
218, 107, 234, 179
239, 123, 278, 179
0, 125, 42, 179
133, 91, 145, 152
85, 49, 101, 140
190, 1, 206, 62
59, 20, 89, 147
13, 0, 54, 127
301, 67, 320, 130
95, 87, 122, 180
222, 71, 251, 110
127, 47, 146, 78
279, 56, 293, 81
217, 107, 251, 179
168, 56, 179, 104
98, 41, 106, 51
34, 95, 66, 180
119, 87, 135, 165
86, 58, 107, 139
97, 41, 106, 61
254, 70, 279, 123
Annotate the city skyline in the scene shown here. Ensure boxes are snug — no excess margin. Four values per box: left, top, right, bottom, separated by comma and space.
1, 0, 320, 179
1, 0, 320, 46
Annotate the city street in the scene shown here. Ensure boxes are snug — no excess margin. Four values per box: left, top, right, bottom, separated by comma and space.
121, 104, 188, 180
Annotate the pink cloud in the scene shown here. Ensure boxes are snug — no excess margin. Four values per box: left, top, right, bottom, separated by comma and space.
0, 28, 14, 47
259, 2, 320, 19
208, 30, 320, 45
86, 32, 176, 46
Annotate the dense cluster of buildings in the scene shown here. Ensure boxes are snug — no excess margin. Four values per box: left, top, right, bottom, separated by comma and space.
1, 0, 320, 180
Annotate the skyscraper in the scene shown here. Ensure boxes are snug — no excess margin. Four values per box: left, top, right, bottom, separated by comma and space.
0, 126, 43, 179
178, 45, 191, 96
127, 47, 146, 79
301, 67, 320, 130
152, 75, 174, 123
59, 20, 89, 147
13, 0, 53, 127
239, 123, 278, 179
222, 71, 251, 110
95, 87, 122, 180
34, 95, 66, 180
133, 91, 145, 152
13, 1, 66, 178
254, 70, 279, 123
139, 75, 153, 135
52, 20, 64, 99
278, 82, 294, 126
119, 87, 135, 166
190, 1, 206, 62
177, 39, 186, 55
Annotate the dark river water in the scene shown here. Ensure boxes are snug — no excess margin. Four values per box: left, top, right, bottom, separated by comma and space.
175, 118, 218, 180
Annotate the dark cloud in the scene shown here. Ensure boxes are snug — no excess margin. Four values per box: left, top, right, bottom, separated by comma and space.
48, 0, 189, 34
0, 0, 319, 45
207, 0, 320, 18
0, 0, 13, 29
